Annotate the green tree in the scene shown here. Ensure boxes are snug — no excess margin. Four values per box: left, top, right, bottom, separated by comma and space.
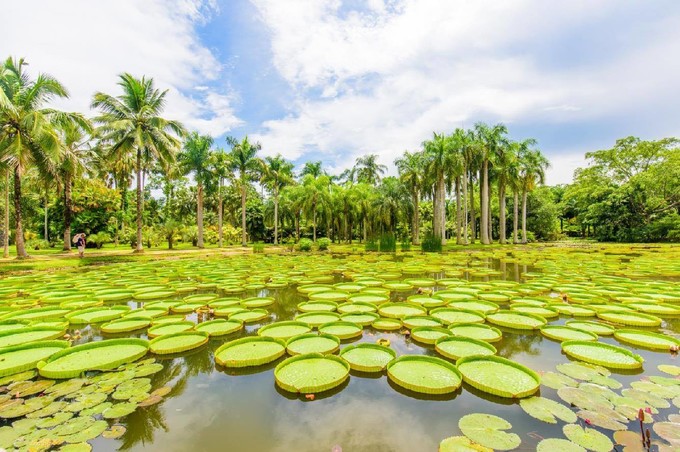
208, 148, 231, 247
179, 132, 213, 248
92, 73, 185, 252
395, 151, 424, 244
519, 146, 549, 243
351, 154, 387, 185
227, 136, 262, 246
300, 174, 331, 242
423, 132, 457, 245
300, 161, 325, 179
260, 154, 294, 244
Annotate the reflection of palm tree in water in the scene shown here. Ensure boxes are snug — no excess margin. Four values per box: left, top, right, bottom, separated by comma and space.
495, 332, 542, 359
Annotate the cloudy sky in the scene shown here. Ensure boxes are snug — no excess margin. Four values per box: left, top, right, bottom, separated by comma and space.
3, 0, 679, 184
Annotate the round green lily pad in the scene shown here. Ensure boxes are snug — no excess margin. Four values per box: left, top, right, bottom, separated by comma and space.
338, 343, 396, 372
613, 329, 680, 350
337, 302, 377, 314
275, 353, 350, 394
456, 355, 540, 398
519, 396, 577, 424
295, 312, 341, 327
402, 315, 442, 329
386, 355, 462, 395
449, 323, 502, 342
339, 312, 379, 326
565, 321, 616, 336
486, 311, 546, 330
258, 321, 311, 339
658, 364, 680, 376
102, 402, 137, 419
410, 326, 451, 344
561, 340, 643, 369
378, 302, 427, 319
297, 301, 338, 313
194, 319, 243, 337
458, 413, 521, 451
286, 333, 340, 355
562, 424, 613, 452
371, 318, 402, 331
65, 306, 130, 324
0, 326, 66, 348
38, 338, 149, 379
540, 325, 598, 342
149, 331, 208, 354
0, 340, 69, 377
147, 321, 195, 338
101, 318, 150, 334
318, 321, 363, 340
215, 336, 286, 368
653, 421, 680, 443
439, 436, 493, 452
541, 372, 578, 390
430, 307, 486, 326
228, 308, 269, 324
435, 336, 497, 361
596, 311, 662, 327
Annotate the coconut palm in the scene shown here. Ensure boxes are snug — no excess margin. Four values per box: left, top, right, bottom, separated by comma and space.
261, 154, 294, 245
300, 161, 325, 179
351, 154, 387, 185
353, 183, 377, 242
227, 136, 262, 246
92, 73, 185, 252
1, 162, 9, 257
209, 148, 231, 247
300, 174, 331, 241
178, 132, 213, 248
494, 139, 529, 244
0, 57, 84, 258
519, 146, 549, 243
423, 132, 457, 245
395, 151, 424, 244
373, 176, 410, 234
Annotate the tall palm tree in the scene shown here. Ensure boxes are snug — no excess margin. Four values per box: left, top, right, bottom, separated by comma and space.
354, 183, 377, 242
300, 161, 325, 179
209, 148, 231, 247
178, 132, 213, 248
423, 132, 456, 245
494, 139, 528, 244
474, 122, 509, 244
227, 136, 262, 246
260, 154, 294, 245
351, 154, 387, 185
301, 174, 331, 241
0, 57, 77, 258
92, 73, 185, 252
55, 116, 94, 251
519, 146, 549, 243
373, 176, 409, 234
446, 131, 466, 245
395, 151, 424, 244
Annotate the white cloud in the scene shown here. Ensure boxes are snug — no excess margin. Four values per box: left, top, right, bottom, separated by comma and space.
250, 0, 680, 183
545, 152, 588, 186
0, 0, 241, 136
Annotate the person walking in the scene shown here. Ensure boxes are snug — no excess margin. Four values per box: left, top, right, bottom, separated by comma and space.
74, 233, 86, 258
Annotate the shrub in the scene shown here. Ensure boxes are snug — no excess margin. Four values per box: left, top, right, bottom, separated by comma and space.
298, 238, 313, 252
421, 234, 442, 253
364, 238, 379, 252
88, 232, 112, 249
379, 233, 396, 253
27, 239, 50, 251
253, 242, 265, 254
317, 237, 331, 251
400, 236, 411, 252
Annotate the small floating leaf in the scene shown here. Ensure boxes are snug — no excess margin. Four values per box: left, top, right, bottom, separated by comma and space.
458, 413, 521, 451
439, 436, 492, 452
102, 402, 137, 419
562, 424, 613, 452
519, 396, 577, 424
102, 425, 126, 439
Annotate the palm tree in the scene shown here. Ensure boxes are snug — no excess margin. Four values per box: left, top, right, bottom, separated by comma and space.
474, 122, 509, 244
519, 146, 549, 243
423, 132, 456, 245
352, 154, 387, 185
0, 57, 77, 258
209, 148, 231, 247
300, 161, 325, 179
92, 73, 185, 252
2, 164, 8, 258
494, 139, 528, 244
300, 174, 331, 241
178, 132, 213, 248
373, 177, 409, 234
227, 136, 262, 246
353, 183, 377, 242
446, 131, 466, 244
395, 151, 424, 244
260, 154, 294, 245
55, 115, 94, 251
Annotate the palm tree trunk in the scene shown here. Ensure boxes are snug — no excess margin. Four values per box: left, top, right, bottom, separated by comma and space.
455, 176, 462, 245
462, 169, 468, 245
433, 174, 446, 245
135, 150, 143, 252
499, 182, 506, 244
469, 171, 476, 243
63, 173, 72, 251
274, 193, 279, 245
3, 170, 9, 258
412, 190, 420, 245
295, 212, 300, 242
522, 189, 528, 244
363, 217, 367, 242
313, 206, 317, 242
13, 168, 27, 258
44, 185, 49, 242
218, 178, 223, 247
196, 183, 204, 248
513, 190, 519, 244
241, 184, 247, 246
481, 161, 490, 244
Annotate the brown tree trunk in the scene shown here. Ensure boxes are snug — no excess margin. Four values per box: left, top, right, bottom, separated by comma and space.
218, 179, 223, 247
513, 190, 519, 244
499, 182, 506, 244
455, 176, 462, 245
433, 174, 446, 245
3, 170, 9, 258
481, 162, 490, 244
273, 188, 279, 245
135, 150, 143, 252
462, 169, 468, 245
44, 185, 49, 242
63, 173, 72, 251
522, 189, 528, 244
313, 206, 317, 242
13, 168, 27, 258
469, 171, 476, 243
241, 184, 247, 246
196, 183, 204, 248
412, 190, 420, 245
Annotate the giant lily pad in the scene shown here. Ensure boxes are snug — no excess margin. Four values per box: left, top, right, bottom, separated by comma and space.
147, 321, 195, 338
0, 340, 69, 377
486, 311, 546, 330
540, 325, 598, 342
456, 355, 540, 398
318, 321, 363, 340
295, 312, 341, 327
411, 326, 452, 344
561, 340, 643, 369
339, 312, 379, 326
215, 336, 286, 367
596, 311, 662, 327
38, 338, 149, 379
430, 308, 485, 326
565, 320, 616, 336
449, 323, 502, 342
378, 302, 427, 319
371, 318, 402, 331
402, 315, 443, 329
194, 319, 243, 337
149, 331, 208, 354
286, 333, 340, 355
613, 329, 680, 350
258, 321, 311, 339
386, 355, 462, 395
228, 308, 269, 324
562, 424, 613, 452
458, 413, 521, 451
339, 343, 395, 372
0, 326, 66, 348
101, 318, 150, 334
435, 336, 496, 361
275, 353, 349, 394
439, 436, 493, 452
65, 306, 130, 324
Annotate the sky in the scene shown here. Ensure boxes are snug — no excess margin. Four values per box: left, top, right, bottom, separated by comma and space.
2, 0, 680, 185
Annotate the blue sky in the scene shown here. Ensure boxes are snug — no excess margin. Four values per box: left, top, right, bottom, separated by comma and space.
3, 0, 680, 184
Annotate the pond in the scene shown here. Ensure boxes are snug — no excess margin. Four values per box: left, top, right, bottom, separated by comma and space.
0, 244, 679, 451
